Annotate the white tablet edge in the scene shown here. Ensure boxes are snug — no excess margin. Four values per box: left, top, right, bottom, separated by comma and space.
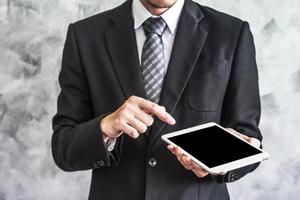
161, 122, 270, 174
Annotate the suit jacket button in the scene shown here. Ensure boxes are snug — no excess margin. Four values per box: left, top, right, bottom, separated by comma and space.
93, 163, 100, 169
148, 158, 157, 168
97, 160, 105, 167
230, 175, 235, 182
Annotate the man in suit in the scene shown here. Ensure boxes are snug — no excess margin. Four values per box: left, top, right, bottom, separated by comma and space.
51, 0, 263, 199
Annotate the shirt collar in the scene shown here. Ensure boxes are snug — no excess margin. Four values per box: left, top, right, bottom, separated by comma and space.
132, 0, 185, 34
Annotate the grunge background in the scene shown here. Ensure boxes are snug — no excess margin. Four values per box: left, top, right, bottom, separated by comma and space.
0, 0, 299, 199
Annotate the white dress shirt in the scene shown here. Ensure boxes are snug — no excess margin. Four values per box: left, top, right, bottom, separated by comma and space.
133, 0, 184, 72
103, 0, 184, 151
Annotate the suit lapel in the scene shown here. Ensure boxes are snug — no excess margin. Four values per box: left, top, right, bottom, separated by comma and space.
105, 0, 207, 147
148, 0, 208, 149
105, 0, 147, 100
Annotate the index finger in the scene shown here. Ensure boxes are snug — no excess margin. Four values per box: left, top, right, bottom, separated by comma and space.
136, 97, 176, 125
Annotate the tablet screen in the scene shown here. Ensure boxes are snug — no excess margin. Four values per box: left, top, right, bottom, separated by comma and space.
168, 125, 262, 168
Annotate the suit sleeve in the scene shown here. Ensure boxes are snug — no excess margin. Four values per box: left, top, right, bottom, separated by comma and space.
51, 24, 121, 171
213, 21, 263, 183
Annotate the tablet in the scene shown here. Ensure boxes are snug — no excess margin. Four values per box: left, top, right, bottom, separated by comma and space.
161, 122, 270, 174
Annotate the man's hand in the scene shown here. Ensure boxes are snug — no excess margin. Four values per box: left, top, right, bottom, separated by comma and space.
100, 95, 176, 139
167, 128, 261, 178
167, 145, 209, 178
226, 128, 261, 148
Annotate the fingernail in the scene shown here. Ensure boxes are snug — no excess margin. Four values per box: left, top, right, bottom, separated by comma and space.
133, 132, 139, 138
169, 117, 176, 125
177, 149, 182, 155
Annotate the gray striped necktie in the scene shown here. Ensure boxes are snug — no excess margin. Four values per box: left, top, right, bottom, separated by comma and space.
141, 17, 167, 104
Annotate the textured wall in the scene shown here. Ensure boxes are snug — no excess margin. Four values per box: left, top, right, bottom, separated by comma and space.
0, 0, 299, 199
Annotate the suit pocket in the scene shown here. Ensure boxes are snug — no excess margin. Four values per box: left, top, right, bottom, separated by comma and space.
187, 59, 230, 112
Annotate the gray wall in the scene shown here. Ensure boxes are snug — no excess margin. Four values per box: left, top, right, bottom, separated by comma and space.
0, 0, 299, 199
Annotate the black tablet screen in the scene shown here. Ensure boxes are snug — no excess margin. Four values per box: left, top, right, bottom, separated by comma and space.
168, 125, 262, 168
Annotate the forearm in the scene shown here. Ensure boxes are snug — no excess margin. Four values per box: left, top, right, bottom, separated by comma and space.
51, 114, 120, 171
215, 22, 262, 183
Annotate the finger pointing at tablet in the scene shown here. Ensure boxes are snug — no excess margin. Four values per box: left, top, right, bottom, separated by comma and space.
100, 95, 176, 139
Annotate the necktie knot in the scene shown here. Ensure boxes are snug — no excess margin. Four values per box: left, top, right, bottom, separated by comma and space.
143, 17, 166, 37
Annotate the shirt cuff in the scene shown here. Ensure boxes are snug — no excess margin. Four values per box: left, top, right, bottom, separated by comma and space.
103, 135, 117, 152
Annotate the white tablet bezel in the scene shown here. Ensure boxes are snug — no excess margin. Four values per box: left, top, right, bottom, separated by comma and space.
161, 122, 270, 174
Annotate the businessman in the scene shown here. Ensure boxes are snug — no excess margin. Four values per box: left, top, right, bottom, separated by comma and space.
51, 0, 263, 199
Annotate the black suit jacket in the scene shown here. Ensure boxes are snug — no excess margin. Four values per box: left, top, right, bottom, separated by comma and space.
52, 0, 263, 199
